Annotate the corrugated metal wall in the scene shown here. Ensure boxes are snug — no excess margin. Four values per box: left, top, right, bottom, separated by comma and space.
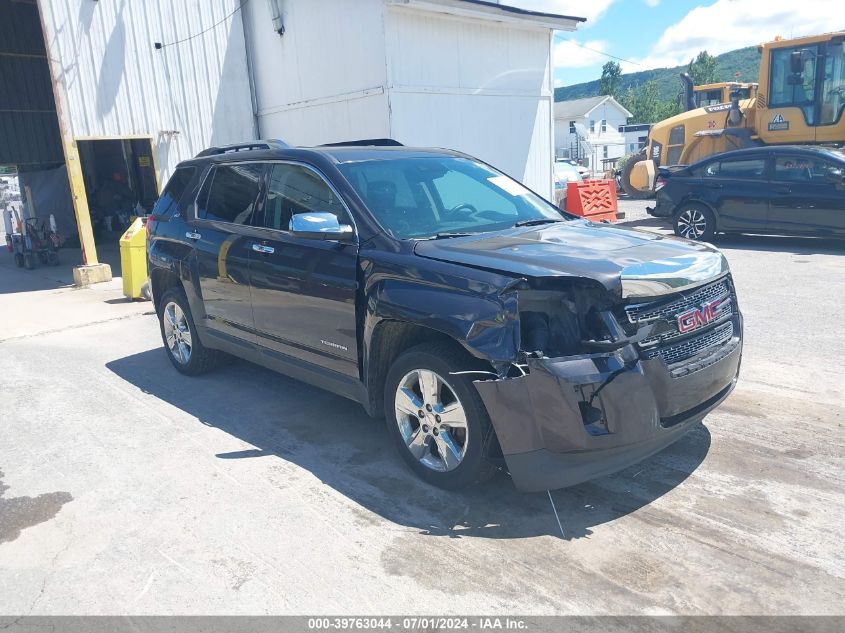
38, 0, 256, 181
0, 0, 63, 169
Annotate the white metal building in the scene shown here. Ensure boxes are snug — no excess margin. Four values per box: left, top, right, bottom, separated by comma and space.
1, 0, 582, 278
244, 0, 582, 199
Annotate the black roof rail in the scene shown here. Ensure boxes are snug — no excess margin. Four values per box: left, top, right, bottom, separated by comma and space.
195, 139, 290, 157
319, 138, 404, 147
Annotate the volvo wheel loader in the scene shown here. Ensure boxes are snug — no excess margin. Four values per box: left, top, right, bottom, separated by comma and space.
622, 31, 845, 198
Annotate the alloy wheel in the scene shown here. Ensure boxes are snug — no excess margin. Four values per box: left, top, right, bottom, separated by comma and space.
163, 301, 193, 364
394, 369, 469, 472
676, 208, 708, 239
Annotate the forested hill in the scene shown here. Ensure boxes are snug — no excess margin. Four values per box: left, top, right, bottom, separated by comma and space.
554, 46, 760, 103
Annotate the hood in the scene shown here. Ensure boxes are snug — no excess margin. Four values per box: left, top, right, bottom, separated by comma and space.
413, 220, 728, 299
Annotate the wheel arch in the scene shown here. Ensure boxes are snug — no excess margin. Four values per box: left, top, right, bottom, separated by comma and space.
150, 266, 184, 315
363, 319, 496, 418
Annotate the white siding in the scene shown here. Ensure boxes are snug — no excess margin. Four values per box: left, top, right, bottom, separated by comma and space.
39, 0, 256, 180
385, 7, 554, 197
244, 0, 389, 145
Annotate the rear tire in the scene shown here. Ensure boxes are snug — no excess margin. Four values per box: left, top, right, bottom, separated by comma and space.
674, 203, 716, 241
14, 253, 24, 268
384, 341, 498, 489
23, 253, 34, 269
158, 287, 221, 376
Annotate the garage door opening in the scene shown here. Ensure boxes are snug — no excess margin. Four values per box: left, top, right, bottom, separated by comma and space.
76, 138, 159, 243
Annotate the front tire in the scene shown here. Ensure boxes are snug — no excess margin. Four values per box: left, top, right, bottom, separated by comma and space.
158, 287, 220, 375
384, 342, 498, 489
674, 203, 715, 241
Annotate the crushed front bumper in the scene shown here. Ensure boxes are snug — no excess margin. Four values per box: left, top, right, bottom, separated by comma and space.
474, 315, 742, 492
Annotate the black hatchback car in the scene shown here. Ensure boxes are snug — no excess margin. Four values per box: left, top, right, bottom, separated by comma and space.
648, 146, 845, 240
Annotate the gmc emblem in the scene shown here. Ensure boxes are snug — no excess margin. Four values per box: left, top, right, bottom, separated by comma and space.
677, 297, 726, 334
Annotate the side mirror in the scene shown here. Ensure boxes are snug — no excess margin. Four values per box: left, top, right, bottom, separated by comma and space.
289, 212, 354, 241
790, 50, 804, 74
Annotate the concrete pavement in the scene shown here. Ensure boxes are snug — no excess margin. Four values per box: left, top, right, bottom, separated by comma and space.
0, 214, 843, 615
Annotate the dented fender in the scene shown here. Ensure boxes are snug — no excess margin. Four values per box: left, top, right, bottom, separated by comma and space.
362, 271, 522, 364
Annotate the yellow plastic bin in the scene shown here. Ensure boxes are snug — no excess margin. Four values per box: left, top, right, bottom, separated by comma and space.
119, 217, 148, 299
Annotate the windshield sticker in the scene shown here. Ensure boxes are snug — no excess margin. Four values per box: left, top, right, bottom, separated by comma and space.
488, 176, 529, 196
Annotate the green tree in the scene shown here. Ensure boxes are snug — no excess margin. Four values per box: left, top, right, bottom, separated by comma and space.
689, 50, 718, 85
621, 80, 682, 124
599, 61, 622, 98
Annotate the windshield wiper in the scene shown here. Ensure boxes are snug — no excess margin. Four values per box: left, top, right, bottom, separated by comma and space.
513, 218, 564, 228
430, 232, 478, 239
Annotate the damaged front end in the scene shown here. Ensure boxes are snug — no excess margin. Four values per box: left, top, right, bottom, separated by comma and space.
475, 274, 742, 493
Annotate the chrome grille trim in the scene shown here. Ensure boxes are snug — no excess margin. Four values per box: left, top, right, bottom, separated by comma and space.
625, 279, 730, 324
643, 321, 734, 366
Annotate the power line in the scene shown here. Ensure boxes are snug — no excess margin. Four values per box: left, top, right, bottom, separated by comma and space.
556, 37, 642, 67
155, 0, 249, 50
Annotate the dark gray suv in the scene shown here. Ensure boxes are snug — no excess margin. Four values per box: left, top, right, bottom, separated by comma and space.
147, 139, 743, 492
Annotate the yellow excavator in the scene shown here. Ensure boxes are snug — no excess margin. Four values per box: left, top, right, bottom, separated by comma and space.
622, 31, 845, 198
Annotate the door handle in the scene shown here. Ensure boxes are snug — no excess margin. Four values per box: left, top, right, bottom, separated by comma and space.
774, 187, 791, 195
186, 231, 201, 240
252, 243, 275, 254
706, 183, 722, 189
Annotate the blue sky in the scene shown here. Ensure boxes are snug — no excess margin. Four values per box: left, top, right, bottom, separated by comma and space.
505, 0, 842, 88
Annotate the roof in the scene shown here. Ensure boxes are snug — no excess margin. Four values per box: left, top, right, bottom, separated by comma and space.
554, 95, 633, 120
182, 144, 469, 168
386, 0, 584, 31
455, 0, 585, 22
688, 144, 845, 166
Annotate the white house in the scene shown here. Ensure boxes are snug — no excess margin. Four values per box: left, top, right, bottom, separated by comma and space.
244, 0, 583, 199
554, 95, 632, 175
620, 123, 652, 154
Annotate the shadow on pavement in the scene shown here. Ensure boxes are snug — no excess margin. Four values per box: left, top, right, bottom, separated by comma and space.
107, 348, 711, 540
618, 217, 671, 231
713, 233, 845, 255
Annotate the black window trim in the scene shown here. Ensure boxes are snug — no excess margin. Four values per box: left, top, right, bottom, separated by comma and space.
254, 159, 359, 239
190, 161, 266, 227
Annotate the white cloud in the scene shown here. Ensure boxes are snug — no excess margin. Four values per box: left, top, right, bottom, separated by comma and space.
504, 0, 616, 25
554, 39, 610, 68
623, 0, 842, 73
644, 0, 660, 6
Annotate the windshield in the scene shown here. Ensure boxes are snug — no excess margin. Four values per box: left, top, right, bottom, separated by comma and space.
338, 156, 565, 239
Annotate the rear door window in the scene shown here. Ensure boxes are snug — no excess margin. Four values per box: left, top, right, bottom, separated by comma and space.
198, 164, 264, 224
152, 166, 196, 217
713, 158, 767, 180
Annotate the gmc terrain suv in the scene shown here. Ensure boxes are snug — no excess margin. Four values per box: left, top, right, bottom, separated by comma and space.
147, 139, 743, 492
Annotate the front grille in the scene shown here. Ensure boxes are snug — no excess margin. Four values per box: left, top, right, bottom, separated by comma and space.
626, 277, 737, 369
625, 279, 730, 324
643, 321, 734, 366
